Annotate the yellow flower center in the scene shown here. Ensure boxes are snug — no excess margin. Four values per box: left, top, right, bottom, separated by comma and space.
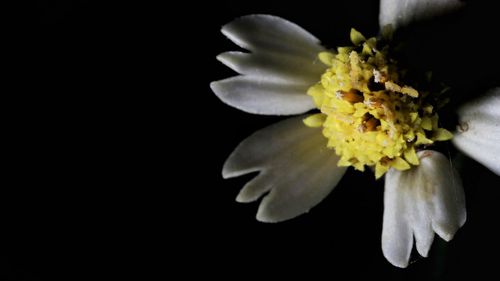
304, 29, 453, 178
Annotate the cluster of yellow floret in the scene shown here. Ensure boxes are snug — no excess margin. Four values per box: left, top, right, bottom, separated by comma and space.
304, 29, 453, 178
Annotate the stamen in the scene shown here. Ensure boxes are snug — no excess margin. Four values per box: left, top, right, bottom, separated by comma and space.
364, 117, 380, 131
338, 89, 364, 103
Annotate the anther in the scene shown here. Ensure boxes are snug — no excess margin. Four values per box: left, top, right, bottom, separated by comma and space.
337, 89, 364, 103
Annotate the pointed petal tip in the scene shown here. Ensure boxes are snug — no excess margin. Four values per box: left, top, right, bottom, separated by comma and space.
235, 189, 257, 203
215, 53, 225, 63
255, 207, 279, 223
255, 211, 303, 223
221, 159, 236, 179
220, 19, 236, 41
415, 236, 433, 258
209, 79, 233, 110
221, 168, 230, 179
219, 15, 273, 48
393, 261, 409, 269
382, 236, 411, 268
256, 198, 315, 223
256, 198, 278, 223
382, 252, 409, 268
439, 232, 454, 242
434, 222, 463, 242
419, 251, 429, 258
255, 194, 311, 223
235, 193, 247, 203
209, 79, 246, 113
215, 51, 238, 67
398, 263, 409, 269
221, 161, 240, 179
209, 80, 219, 93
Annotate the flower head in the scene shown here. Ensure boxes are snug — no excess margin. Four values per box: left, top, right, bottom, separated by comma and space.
211, 0, 499, 268
304, 28, 452, 178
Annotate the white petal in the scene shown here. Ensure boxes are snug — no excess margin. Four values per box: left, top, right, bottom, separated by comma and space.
382, 170, 413, 268
210, 76, 315, 115
379, 0, 464, 29
212, 15, 326, 115
223, 116, 346, 222
452, 88, 500, 175
221, 14, 324, 57
382, 150, 466, 268
217, 51, 325, 85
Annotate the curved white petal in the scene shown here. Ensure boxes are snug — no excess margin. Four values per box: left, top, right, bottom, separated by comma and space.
210, 76, 315, 115
217, 51, 325, 85
223, 116, 346, 222
382, 150, 466, 268
212, 15, 326, 115
379, 0, 465, 29
452, 88, 500, 175
221, 14, 324, 57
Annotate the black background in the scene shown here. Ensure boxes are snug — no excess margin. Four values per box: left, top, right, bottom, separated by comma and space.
2, 0, 499, 280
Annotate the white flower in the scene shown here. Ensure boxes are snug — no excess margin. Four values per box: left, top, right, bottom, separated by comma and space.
211, 0, 499, 268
